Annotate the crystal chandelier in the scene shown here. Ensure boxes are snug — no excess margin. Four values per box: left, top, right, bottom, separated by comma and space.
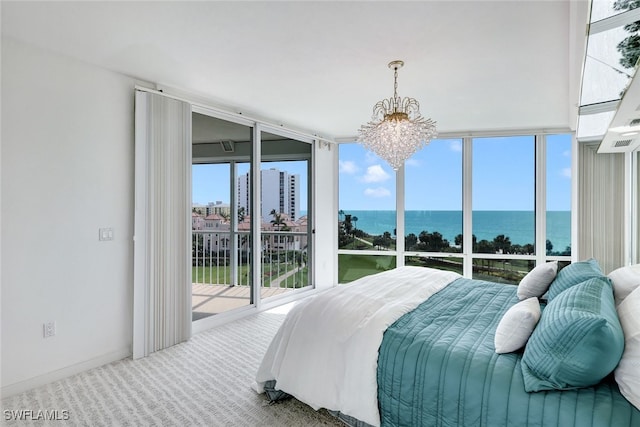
357, 60, 437, 171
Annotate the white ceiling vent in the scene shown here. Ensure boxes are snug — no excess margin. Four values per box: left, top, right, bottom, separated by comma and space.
614, 139, 632, 147
599, 64, 640, 153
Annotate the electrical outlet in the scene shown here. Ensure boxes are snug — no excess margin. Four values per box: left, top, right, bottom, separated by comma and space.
43, 322, 56, 338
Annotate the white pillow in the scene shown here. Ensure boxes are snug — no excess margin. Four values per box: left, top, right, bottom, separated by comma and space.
614, 286, 640, 411
608, 264, 640, 306
494, 297, 541, 354
517, 261, 558, 300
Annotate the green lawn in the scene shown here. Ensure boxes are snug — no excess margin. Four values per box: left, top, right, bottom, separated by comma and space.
338, 255, 537, 285
192, 263, 308, 288
340, 236, 396, 251
338, 254, 396, 283
405, 256, 464, 274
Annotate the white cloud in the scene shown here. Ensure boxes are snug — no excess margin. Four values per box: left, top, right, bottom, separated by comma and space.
405, 158, 420, 167
561, 167, 571, 178
364, 187, 391, 197
365, 151, 379, 164
339, 160, 359, 174
361, 164, 391, 183
450, 140, 462, 152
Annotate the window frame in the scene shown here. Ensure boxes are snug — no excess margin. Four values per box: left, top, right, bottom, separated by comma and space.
337, 132, 573, 283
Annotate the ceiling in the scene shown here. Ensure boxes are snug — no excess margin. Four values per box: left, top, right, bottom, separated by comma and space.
1, 1, 589, 140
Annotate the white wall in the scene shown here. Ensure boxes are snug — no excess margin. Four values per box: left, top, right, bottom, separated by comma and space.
1, 38, 135, 395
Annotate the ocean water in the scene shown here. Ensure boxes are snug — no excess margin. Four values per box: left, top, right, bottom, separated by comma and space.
341, 210, 571, 251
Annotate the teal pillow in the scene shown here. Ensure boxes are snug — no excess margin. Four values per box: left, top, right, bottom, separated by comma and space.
521, 277, 623, 392
546, 259, 604, 301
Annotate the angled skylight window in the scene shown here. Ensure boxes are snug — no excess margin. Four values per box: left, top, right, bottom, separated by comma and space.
577, 1, 640, 140
577, 110, 617, 139
580, 22, 637, 106
590, 0, 639, 23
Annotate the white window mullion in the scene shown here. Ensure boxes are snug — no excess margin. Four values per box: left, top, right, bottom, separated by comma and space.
535, 135, 547, 266
396, 165, 405, 267
252, 125, 262, 308
230, 161, 238, 287
624, 151, 634, 265
462, 137, 473, 278
632, 151, 639, 264
571, 135, 579, 263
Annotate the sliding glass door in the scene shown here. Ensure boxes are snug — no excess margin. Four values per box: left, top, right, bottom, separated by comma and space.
191, 113, 254, 320
259, 130, 313, 301
191, 112, 314, 322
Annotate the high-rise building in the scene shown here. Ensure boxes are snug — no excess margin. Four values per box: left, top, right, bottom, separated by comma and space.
237, 168, 300, 221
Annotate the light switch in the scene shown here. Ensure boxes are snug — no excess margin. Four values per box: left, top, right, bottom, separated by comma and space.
99, 227, 114, 241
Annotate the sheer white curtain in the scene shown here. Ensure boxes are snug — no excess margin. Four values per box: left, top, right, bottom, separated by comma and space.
577, 142, 625, 273
133, 90, 192, 359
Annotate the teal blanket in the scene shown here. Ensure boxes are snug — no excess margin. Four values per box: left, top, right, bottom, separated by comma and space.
377, 278, 640, 427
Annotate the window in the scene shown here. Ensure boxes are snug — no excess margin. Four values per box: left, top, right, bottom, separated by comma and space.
338, 143, 396, 251
577, 5, 640, 140
472, 136, 535, 283
260, 132, 312, 297
338, 143, 397, 281
404, 138, 463, 271
590, 1, 639, 22
338, 133, 572, 284
546, 134, 572, 257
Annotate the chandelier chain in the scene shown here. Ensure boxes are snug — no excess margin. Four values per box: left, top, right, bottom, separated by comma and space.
393, 66, 399, 109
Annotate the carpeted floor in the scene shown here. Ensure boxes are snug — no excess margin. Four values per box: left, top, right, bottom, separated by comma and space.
1, 308, 343, 426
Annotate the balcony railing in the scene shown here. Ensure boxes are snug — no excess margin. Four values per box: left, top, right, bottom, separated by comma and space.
192, 230, 309, 289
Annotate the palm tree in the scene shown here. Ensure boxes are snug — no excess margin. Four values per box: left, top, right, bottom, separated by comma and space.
405, 233, 418, 250
270, 209, 285, 230
343, 214, 353, 235
493, 234, 512, 254
338, 210, 345, 222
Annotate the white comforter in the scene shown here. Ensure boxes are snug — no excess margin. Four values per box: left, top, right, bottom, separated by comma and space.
255, 266, 461, 426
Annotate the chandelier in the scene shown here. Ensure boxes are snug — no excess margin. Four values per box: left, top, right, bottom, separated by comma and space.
357, 60, 437, 171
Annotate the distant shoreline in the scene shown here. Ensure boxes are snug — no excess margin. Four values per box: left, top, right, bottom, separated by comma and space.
337, 210, 571, 251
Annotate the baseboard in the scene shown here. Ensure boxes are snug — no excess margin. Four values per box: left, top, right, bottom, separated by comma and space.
1, 347, 131, 398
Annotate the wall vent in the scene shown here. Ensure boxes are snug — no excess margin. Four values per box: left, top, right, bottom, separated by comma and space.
220, 140, 235, 152
614, 139, 632, 147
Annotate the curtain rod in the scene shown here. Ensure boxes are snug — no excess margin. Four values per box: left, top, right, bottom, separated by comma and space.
134, 85, 336, 145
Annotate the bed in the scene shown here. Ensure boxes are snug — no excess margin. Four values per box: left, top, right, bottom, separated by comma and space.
255, 265, 640, 427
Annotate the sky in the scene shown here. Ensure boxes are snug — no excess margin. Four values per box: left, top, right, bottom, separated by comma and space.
192, 134, 572, 212
338, 134, 572, 211
192, 160, 309, 209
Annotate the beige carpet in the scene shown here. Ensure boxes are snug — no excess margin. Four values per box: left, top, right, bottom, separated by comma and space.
2, 309, 342, 426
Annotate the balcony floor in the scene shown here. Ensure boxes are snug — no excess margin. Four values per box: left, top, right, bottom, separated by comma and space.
192, 283, 292, 321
